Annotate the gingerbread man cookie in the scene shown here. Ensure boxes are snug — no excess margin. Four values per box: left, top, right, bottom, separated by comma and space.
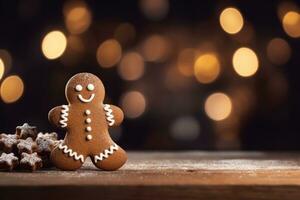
48, 73, 127, 170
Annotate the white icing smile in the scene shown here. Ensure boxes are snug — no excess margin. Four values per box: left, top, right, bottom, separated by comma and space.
78, 93, 95, 103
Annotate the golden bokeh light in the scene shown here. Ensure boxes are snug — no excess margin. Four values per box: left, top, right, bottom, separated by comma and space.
267, 38, 291, 65
0, 59, 4, 80
177, 48, 199, 77
41, 31, 67, 59
141, 35, 170, 62
232, 47, 259, 77
194, 53, 220, 84
205, 92, 232, 121
64, 1, 92, 35
140, 0, 169, 20
0, 75, 24, 103
118, 52, 144, 81
219, 7, 244, 34
96, 39, 122, 68
0, 49, 12, 73
114, 23, 136, 46
282, 11, 300, 38
121, 91, 146, 118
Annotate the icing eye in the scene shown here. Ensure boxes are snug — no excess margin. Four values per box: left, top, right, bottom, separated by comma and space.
75, 84, 83, 92
87, 84, 95, 91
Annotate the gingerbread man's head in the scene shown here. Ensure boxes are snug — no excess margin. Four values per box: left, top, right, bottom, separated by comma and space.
65, 73, 105, 104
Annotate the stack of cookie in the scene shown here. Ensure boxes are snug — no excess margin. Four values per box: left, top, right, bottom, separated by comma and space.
0, 123, 60, 171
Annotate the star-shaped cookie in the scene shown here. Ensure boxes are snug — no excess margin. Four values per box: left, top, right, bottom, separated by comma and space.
16, 123, 38, 140
36, 133, 57, 154
0, 134, 19, 153
0, 152, 19, 171
17, 137, 37, 154
20, 152, 42, 171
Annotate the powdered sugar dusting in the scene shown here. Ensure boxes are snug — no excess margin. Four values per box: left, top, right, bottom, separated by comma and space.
17, 138, 36, 152
121, 152, 300, 171
0, 152, 18, 165
20, 152, 42, 166
0, 134, 19, 148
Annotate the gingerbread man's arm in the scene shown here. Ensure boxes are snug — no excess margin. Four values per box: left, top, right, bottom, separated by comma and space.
48, 105, 69, 128
103, 104, 124, 127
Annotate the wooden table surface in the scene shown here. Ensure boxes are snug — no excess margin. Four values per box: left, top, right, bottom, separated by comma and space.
2, 151, 300, 200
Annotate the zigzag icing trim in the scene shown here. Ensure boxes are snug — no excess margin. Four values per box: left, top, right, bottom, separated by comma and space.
59, 105, 69, 128
58, 143, 85, 163
103, 104, 115, 126
94, 144, 118, 163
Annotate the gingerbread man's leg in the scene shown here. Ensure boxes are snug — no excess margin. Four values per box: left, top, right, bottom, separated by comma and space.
51, 143, 86, 171
91, 145, 127, 171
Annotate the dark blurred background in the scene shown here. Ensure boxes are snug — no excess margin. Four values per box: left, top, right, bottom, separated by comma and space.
0, 0, 299, 150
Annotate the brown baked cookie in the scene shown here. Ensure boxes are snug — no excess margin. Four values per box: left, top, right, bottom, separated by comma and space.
16, 123, 38, 140
17, 137, 37, 154
20, 152, 42, 171
49, 73, 127, 171
0, 134, 19, 153
0, 152, 19, 171
36, 132, 57, 155
36, 133, 58, 168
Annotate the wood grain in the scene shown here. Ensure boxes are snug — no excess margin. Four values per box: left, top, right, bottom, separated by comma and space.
1, 151, 300, 200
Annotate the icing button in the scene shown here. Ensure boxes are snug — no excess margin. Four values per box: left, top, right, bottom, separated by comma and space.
86, 126, 92, 132
85, 110, 91, 115
86, 135, 92, 141
85, 118, 91, 124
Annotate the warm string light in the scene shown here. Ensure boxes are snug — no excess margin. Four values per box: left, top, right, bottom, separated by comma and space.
0, 59, 4, 80
282, 11, 300, 38
205, 92, 232, 121
194, 53, 220, 84
0, 49, 12, 74
96, 39, 122, 68
41, 30, 67, 59
118, 52, 145, 81
0, 75, 24, 103
63, 0, 92, 35
232, 47, 259, 77
121, 91, 146, 118
140, 0, 169, 20
267, 38, 291, 65
219, 7, 244, 34
141, 34, 170, 62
